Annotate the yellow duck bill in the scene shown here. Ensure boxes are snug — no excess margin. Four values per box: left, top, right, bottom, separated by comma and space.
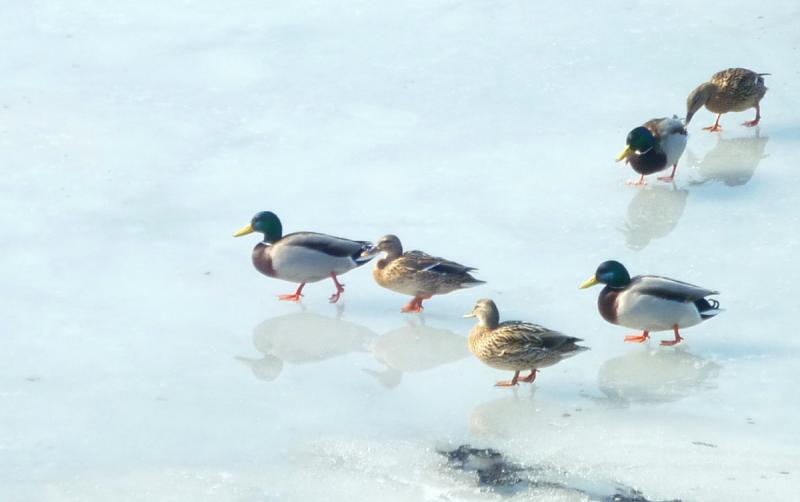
233, 223, 254, 237
579, 275, 599, 289
615, 145, 632, 162
463, 312, 477, 318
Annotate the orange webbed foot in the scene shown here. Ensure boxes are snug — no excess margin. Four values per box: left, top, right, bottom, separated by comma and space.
624, 332, 650, 343
518, 370, 538, 383
494, 380, 518, 387
660, 334, 684, 346
328, 274, 345, 304
278, 293, 303, 302
400, 297, 425, 313
400, 303, 423, 313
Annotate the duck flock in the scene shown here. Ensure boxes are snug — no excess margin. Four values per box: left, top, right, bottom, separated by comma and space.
234, 68, 767, 387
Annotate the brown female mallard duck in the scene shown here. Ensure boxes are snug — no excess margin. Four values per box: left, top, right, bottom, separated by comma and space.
233, 211, 375, 303
686, 68, 769, 132
362, 235, 484, 313
465, 299, 588, 387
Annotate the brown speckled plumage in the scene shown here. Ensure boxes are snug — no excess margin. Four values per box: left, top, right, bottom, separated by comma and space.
706, 68, 769, 112
686, 68, 769, 130
466, 299, 588, 386
369, 235, 484, 312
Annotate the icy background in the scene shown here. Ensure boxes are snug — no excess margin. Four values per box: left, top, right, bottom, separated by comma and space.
2, 1, 799, 501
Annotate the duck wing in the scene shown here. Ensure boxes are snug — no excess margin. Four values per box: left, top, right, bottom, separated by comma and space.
492, 322, 585, 357
280, 232, 374, 262
399, 250, 478, 275
711, 68, 767, 88
632, 275, 718, 302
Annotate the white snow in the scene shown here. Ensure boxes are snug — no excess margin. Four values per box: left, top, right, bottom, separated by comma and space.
2, 1, 799, 501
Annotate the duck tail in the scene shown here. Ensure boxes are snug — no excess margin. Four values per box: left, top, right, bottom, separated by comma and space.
353, 242, 377, 265
459, 275, 486, 288
559, 338, 590, 358
696, 297, 723, 319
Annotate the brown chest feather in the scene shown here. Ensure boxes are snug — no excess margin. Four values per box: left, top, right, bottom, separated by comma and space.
598, 287, 620, 324
252, 243, 277, 278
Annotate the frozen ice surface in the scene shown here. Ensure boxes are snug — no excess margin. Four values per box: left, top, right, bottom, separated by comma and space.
2, 1, 798, 501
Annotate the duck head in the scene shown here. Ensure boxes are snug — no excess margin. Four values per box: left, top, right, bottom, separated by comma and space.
233, 211, 283, 243
685, 82, 716, 125
464, 298, 500, 329
580, 260, 631, 289
616, 127, 657, 162
362, 234, 403, 259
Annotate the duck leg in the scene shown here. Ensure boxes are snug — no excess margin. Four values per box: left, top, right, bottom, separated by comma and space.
328, 274, 346, 303
742, 104, 761, 127
626, 174, 647, 186
518, 369, 538, 383
400, 296, 425, 313
624, 330, 650, 343
495, 371, 520, 387
660, 327, 684, 346
702, 114, 723, 132
658, 164, 678, 182
278, 283, 305, 302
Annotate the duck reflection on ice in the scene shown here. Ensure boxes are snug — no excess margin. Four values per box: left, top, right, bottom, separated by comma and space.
364, 320, 469, 388
469, 389, 579, 440
687, 131, 769, 187
619, 183, 689, 251
236, 310, 378, 381
596, 348, 720, 405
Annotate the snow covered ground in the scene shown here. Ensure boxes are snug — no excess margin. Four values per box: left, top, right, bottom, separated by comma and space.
2, 1, 799, 501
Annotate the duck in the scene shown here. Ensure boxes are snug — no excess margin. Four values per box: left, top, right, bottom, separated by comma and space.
362, 234, 485, 313
616, 117, 687, 185
464, 299, 588, 387
686, 68, 769, 132
579, 260, 721, 346
233, 211, 375, 303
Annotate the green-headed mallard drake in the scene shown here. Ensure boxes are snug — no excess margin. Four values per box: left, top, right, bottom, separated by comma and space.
362, 234, 485, 313
233, 211, 375, 303
464, 299, 588, 387
686, 68, 769, 132
616, 117, 687, 185
579, 260, 721, 346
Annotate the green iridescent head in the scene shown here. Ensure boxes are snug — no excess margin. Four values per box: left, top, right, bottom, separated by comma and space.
616, 126, 656, 161
579, 260, 631, 289
233, 211, 283, 242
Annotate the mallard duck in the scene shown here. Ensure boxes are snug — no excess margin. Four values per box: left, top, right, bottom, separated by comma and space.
464, 299, 588, 387
616, 117, 687, 185
579, 260, 721, 346
362, 234, 485, 313
233, 211, 375, 303
686, 68, 769, 132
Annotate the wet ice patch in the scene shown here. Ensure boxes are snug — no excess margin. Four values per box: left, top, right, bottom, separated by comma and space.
441, 445, 681, 502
